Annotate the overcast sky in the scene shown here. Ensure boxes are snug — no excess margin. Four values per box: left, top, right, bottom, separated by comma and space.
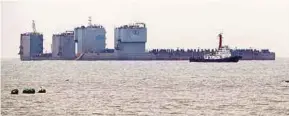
1, 0, 289, 58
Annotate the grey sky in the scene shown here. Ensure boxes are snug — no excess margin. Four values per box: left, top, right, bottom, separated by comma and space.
1, 0, 289, 58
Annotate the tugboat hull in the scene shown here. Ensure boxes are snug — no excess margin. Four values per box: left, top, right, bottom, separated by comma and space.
189, 56, 242, 63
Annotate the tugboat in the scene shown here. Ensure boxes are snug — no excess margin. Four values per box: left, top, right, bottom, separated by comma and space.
189, 33, 242, 63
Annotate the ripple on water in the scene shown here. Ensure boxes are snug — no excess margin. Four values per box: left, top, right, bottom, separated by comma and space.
1, 60, 289, 115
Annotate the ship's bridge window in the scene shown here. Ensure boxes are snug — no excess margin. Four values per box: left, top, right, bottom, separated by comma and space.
132, 30, 139, 35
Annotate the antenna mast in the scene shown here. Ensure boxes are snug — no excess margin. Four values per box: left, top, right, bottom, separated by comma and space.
32, 20, 37, 33
88, 16, 92, 26
218, 32, 223, 49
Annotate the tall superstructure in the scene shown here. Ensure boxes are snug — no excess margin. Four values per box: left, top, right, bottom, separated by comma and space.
18, 19, 275, 61
19, 20, 43, 60
74, 17, 106, 54
114, 23, 147, 53
52, 31, 75, 59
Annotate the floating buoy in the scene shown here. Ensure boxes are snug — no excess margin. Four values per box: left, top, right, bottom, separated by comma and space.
11, 89, 19, 94
38, 87, 46, 93
65, 79, 69, 81
23, 88, 35, 94
284, 80, 289, 83
38, 89, 46, 93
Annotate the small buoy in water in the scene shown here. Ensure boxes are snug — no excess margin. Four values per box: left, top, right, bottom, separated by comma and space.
38, 87, 46, 93
65, 79, 69, 81
23, 88, 35, 94
284, 80, 289, 83
11, 89, 19, 94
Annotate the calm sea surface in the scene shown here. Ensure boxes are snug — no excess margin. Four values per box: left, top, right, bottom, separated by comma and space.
1, 59, 289, 116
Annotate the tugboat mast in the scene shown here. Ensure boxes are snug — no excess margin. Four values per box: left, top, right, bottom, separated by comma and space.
218, 33, 223, 49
